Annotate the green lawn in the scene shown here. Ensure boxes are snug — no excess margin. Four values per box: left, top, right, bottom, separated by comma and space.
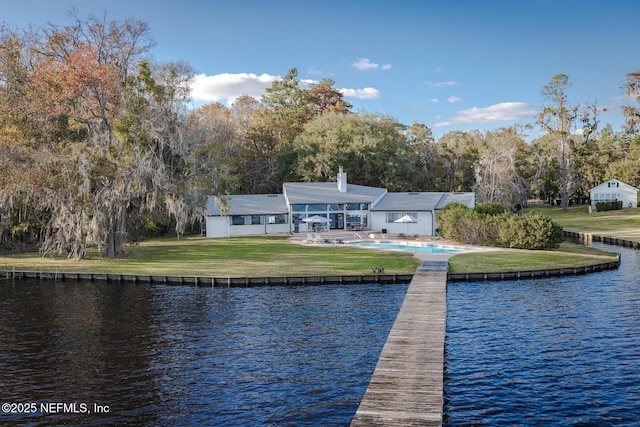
0, 236, 421, 277
448, 242, 618, 274
2, 204, 635, 277
525, 204, 640, 240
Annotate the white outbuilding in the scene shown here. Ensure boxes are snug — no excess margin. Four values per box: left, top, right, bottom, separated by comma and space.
589, 179, 638, 210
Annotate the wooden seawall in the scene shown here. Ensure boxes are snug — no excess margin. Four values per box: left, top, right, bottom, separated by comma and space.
351, 261, 447, 426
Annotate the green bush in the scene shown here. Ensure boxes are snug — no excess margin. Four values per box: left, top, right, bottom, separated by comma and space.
436, 203, 473, 241
474, 201, 508, 217
437, 203, 563, 249
497, 212, 564, 250
595, 201, 623, 212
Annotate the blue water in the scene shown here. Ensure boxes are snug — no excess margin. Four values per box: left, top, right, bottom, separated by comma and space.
351, 240, 470, 253
0, 281, 408, 426
444, 243, 640, 425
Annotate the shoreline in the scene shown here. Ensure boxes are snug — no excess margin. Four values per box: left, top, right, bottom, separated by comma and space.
0, 230, 632, 285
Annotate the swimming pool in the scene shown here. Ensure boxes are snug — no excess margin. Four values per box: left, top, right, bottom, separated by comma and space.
349, 240, 471, 253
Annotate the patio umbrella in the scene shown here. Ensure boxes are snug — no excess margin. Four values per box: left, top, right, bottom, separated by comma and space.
302, 215, 330, 223
394, 214, 417, 234
302, 215, 330, 231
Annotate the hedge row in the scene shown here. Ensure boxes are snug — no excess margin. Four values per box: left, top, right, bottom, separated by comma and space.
595, 201, 623, 212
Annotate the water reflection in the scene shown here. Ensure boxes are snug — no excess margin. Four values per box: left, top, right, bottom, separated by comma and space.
0, 281, 407, 426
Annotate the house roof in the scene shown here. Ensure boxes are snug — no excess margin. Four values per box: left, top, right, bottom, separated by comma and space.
283, 182, 387, 205
206, 194, 288, 216
370, 192, 475, 211
589, 179, 639, 193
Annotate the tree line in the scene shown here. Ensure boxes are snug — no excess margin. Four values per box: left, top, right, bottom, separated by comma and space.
1, 15, 639, 258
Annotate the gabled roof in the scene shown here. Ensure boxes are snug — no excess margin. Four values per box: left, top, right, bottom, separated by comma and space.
370, 192, 475, 211
589, 179, 639, 193
206, 194, 288, 216
283, 182, 387, 205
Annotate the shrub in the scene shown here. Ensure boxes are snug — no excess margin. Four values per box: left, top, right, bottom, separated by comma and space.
497, 212, 563, 250
436, 203, 473, 241
595, 201, 623, 212
437, 204, 563, 249
437, 202, 500, 245
474, 201, 508, 217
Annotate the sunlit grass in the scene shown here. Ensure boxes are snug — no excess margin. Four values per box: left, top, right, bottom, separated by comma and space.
526, 204, 640, 239
448, 242, 618, 274
0, 236, 421, 277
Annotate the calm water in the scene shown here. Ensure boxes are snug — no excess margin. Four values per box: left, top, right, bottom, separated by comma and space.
444, 243, 640, 426
0, 281, 408, 426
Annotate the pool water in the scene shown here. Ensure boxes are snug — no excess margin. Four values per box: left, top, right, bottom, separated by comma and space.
350, 240, 471, 253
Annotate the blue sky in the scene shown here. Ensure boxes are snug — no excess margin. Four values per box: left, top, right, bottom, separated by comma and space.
2, 0, 639, 139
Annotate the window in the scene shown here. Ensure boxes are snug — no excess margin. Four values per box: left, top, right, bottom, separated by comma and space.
291, 204, 305, 212
268, 214, 287, 224
231, 216, 245, 225
386, 212, 418, 223
251, 215, 262, 225
307, 204, 327, 212
386, 213, 401, 223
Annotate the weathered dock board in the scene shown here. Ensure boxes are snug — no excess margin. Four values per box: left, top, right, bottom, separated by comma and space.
351, 261, 447, 426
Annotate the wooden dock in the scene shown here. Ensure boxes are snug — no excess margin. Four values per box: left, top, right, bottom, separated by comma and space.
351, 261, 447, 426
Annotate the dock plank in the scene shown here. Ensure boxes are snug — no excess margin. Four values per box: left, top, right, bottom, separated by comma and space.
351, 263, 447, 427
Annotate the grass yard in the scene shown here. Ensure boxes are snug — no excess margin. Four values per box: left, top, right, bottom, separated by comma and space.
448, 242, 619, 274
0, 236, 421, 277
526, 204, 640, 241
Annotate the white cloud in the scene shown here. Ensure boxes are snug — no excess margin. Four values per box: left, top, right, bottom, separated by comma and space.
430, 98, 440, 103
190, 72, 381, 104
339, 87, 381, 99
434, 102, 538, 128
190, 72, 278, 103
426, 80, 457, 88
448, 96, 462, 103
352, 58, 392, 71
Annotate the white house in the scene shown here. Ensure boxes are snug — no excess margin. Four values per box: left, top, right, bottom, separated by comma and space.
204, 167, 475, 238
589, 179, 638, 210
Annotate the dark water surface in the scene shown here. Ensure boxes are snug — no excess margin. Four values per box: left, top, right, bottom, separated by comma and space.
0, 281, 408, 426
444, 243, 640, 426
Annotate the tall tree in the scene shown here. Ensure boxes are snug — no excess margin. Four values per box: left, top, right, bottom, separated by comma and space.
307, 78, 352, 115
433, 131, 479, 192
622, 69, 640, 133
537, 74, 599, 212
291, 112, 414, 190
473, 128, 528, 208
0, 14, 221, 258
404, 122, 437, 191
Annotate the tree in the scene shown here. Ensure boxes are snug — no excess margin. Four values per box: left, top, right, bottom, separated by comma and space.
0, 14, 224, 258
259, 67, 312, 146
537, 74, 599, 211
404, 122, 437, 191
433, 131, 479, 192
291, 112, 415, 190
473, 128, 528, 209
307, 78, 352, 115
622, 69, 640, 133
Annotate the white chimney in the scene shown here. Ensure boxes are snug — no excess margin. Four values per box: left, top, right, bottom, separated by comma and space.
337, 166, 347, 193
